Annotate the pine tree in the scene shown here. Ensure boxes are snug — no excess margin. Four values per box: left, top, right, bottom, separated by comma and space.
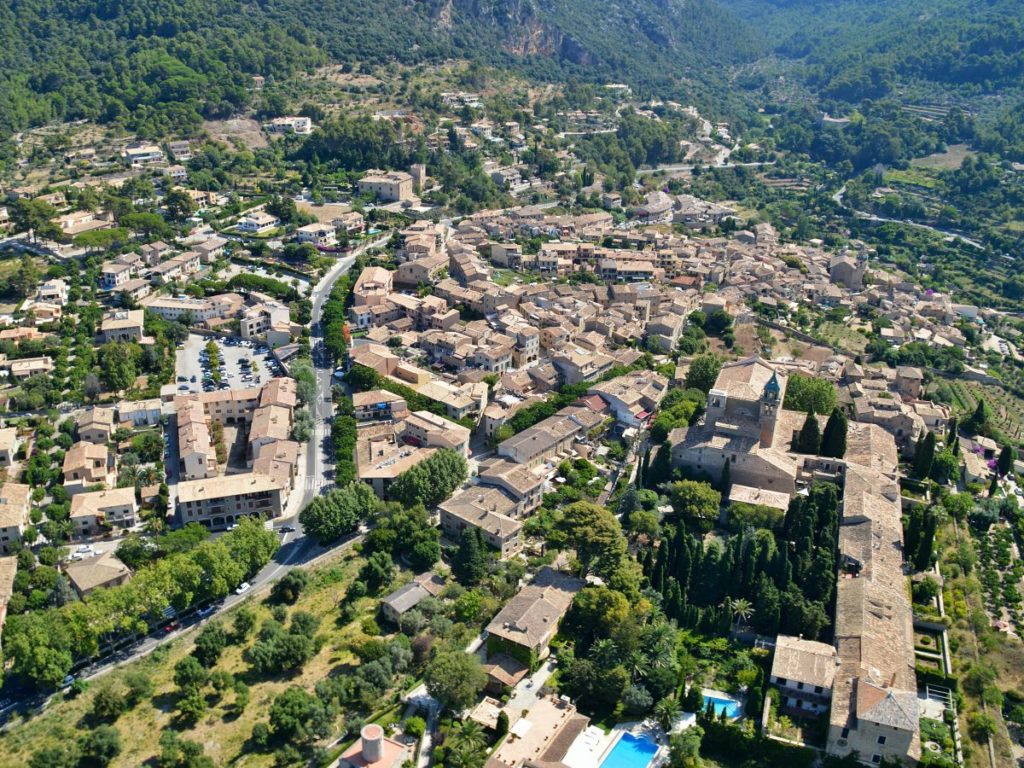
719, 459, 731, 496
796, 408, 821, 454
820, 407, 848, 458
912, 432, 936, 480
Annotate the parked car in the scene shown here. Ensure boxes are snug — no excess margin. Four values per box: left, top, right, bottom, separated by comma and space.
235, 582, 251, 595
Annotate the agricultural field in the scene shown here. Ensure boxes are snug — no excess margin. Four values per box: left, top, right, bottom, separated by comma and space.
911, 144, 975, 170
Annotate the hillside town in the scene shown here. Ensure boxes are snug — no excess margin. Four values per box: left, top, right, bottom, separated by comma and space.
0, 78, 1022, 768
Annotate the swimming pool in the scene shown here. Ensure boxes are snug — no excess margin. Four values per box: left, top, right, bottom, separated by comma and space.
599, 732, 659, 768
703, 693, 742, 719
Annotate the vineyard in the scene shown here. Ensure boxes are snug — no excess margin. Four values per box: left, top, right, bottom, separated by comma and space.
935, 379, 1024, 446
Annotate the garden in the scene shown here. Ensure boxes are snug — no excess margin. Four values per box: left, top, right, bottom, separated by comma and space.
919, 714, 958, 768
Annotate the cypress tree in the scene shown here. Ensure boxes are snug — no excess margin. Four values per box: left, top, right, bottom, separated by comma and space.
719, 459, 732, 496
948, 417, 960, 455
820, 407, 848, 458
453, 528, 487, 585
989, 473, 1000, 498
647, 442, 673, 489
912, 432, 936, 480
796, 408, 821, 454
997, 445, 1015, 477
914, 511, 938, 572
967, 398, 990, 435
904, 507, 924, 563
638, 448, 650, 487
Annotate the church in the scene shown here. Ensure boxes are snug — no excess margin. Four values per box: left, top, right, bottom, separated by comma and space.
669, 356, 809, 496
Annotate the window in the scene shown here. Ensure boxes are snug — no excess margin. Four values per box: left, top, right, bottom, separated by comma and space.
797, 682, 804, 690
814, 685, 823, 694
877, 736, 887, 745
871, 755, 881, 765
776, 678, 787, 686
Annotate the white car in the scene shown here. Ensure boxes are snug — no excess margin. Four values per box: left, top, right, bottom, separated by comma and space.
235, 582, 251, 595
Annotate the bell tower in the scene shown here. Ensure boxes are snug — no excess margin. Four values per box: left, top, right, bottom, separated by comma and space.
759, 370, 781, 447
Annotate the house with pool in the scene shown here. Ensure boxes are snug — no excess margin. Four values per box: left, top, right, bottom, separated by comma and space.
484, 695, 663, 768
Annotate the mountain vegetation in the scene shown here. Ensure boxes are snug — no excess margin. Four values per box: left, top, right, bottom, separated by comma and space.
0, 0, 760, 147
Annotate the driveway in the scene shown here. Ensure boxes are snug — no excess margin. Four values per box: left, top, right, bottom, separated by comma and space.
504, 658, 557, 716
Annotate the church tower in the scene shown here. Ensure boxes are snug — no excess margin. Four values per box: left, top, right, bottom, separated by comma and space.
759, 370, 781, 447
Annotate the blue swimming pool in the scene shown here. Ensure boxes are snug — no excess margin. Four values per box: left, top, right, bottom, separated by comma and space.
703, 694, 742, 719
599, 732, 659, 768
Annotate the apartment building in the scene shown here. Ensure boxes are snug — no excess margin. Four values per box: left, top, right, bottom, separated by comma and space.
352, 390, 409, 421
99, 309, 147, 343
0, 428, 18, 469
70, 487, 139, 536
77, 407, 117, 444
438, 486, 523, 559
62, 442, 114, 495
0, 483, 31, 554
176, 473, 286, 530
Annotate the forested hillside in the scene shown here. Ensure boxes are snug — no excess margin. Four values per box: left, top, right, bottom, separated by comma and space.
0, 0, 761, 142
725, 0, 1024, 103
0, 0, 326, 138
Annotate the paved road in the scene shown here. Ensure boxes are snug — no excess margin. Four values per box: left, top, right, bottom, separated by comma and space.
0, 239, 388, 717
832, 182, 985, 249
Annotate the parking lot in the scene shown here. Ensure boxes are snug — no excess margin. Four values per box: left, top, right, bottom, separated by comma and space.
175, 333, 283, 394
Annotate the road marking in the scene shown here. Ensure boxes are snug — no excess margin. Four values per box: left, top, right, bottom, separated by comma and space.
305, 476, 333, 491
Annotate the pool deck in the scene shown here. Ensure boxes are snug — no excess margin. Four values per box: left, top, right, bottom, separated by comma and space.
591, 720, 669, 768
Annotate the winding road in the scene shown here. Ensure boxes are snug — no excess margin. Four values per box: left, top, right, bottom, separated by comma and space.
832, 182, 984, 249
0, 235, 389, 720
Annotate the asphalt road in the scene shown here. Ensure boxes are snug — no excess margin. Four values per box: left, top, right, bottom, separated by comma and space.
0, 238, 388, 717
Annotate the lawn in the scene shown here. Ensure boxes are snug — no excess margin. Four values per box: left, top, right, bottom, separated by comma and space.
0, 550, 386, 768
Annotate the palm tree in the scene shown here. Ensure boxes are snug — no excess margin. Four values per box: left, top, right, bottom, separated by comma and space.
625, 648, 650, 682
446, 746, 483, 768
590, 638, 619, 671
728, 597, 754, 631
448, 720, 486, 754
653, 696, 681, 732
137, 465, 162, 486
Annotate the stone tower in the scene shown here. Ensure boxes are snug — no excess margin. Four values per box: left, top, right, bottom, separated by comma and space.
759, 369, 781, 448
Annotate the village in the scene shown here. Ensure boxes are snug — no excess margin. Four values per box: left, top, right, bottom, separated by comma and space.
0, 75, 1022, 768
